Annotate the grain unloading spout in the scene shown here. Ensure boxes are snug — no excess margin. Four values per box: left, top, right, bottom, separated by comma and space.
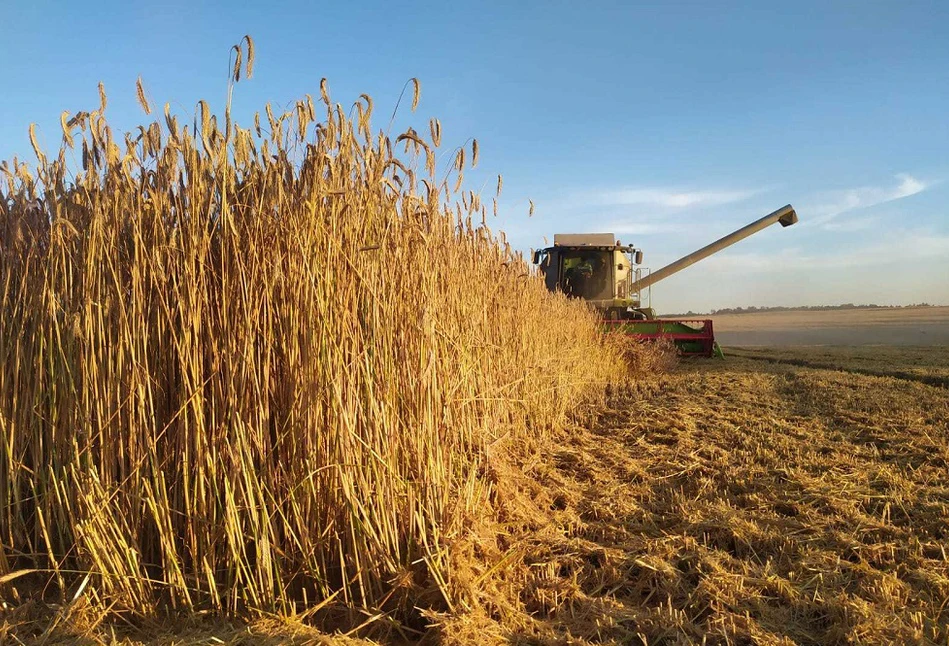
628, 204, 798, 293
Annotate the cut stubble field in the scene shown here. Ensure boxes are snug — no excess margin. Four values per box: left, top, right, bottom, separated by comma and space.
434, 345, 949, 645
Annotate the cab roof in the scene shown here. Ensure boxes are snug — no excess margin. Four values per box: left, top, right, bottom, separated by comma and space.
553, 233, 615, 246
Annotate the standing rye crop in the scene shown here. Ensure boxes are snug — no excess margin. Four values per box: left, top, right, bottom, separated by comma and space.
0, 37, 633, 635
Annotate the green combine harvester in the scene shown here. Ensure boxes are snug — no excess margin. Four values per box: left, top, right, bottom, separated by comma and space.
532, 204, 798, 357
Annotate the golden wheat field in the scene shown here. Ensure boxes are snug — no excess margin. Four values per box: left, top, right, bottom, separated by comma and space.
2, 39, 948, 646
0, 38, 632, 645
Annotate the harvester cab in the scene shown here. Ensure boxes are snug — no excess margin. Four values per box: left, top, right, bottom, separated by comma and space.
532, 234, 651, 320
533, 204, 799, 356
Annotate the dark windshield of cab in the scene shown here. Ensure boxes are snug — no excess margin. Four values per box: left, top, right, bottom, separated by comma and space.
559, 250, 612, 300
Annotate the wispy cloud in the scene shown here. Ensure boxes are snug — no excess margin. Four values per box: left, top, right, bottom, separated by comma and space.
592, 187, 759, 209
820, 215, 882, 232
589, 186, 765, 238
809, 173, 929, 226
601, 221, 688, 236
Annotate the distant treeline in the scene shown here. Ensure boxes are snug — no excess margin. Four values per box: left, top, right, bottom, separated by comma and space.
667, 303, 940, 317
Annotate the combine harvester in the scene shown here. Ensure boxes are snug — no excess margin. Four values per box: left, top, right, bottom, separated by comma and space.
532, 204, 798, 357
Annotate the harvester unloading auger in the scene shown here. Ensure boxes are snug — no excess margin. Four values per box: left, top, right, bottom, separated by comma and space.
532, 204, 798, 356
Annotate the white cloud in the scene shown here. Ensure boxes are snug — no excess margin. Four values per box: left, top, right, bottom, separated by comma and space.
895, 173, 926, 197
593, 187, 758, 209
808, 173, 929, 226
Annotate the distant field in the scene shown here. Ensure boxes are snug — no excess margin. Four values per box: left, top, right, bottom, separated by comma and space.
709, 306, 949, 346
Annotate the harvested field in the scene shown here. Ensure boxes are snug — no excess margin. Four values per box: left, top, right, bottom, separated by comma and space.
730, 345, 949, 387
433, 347, 949, 645
711, 307, 949, 346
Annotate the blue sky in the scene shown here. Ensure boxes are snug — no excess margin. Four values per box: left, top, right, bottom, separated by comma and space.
2, 1, 947, 312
